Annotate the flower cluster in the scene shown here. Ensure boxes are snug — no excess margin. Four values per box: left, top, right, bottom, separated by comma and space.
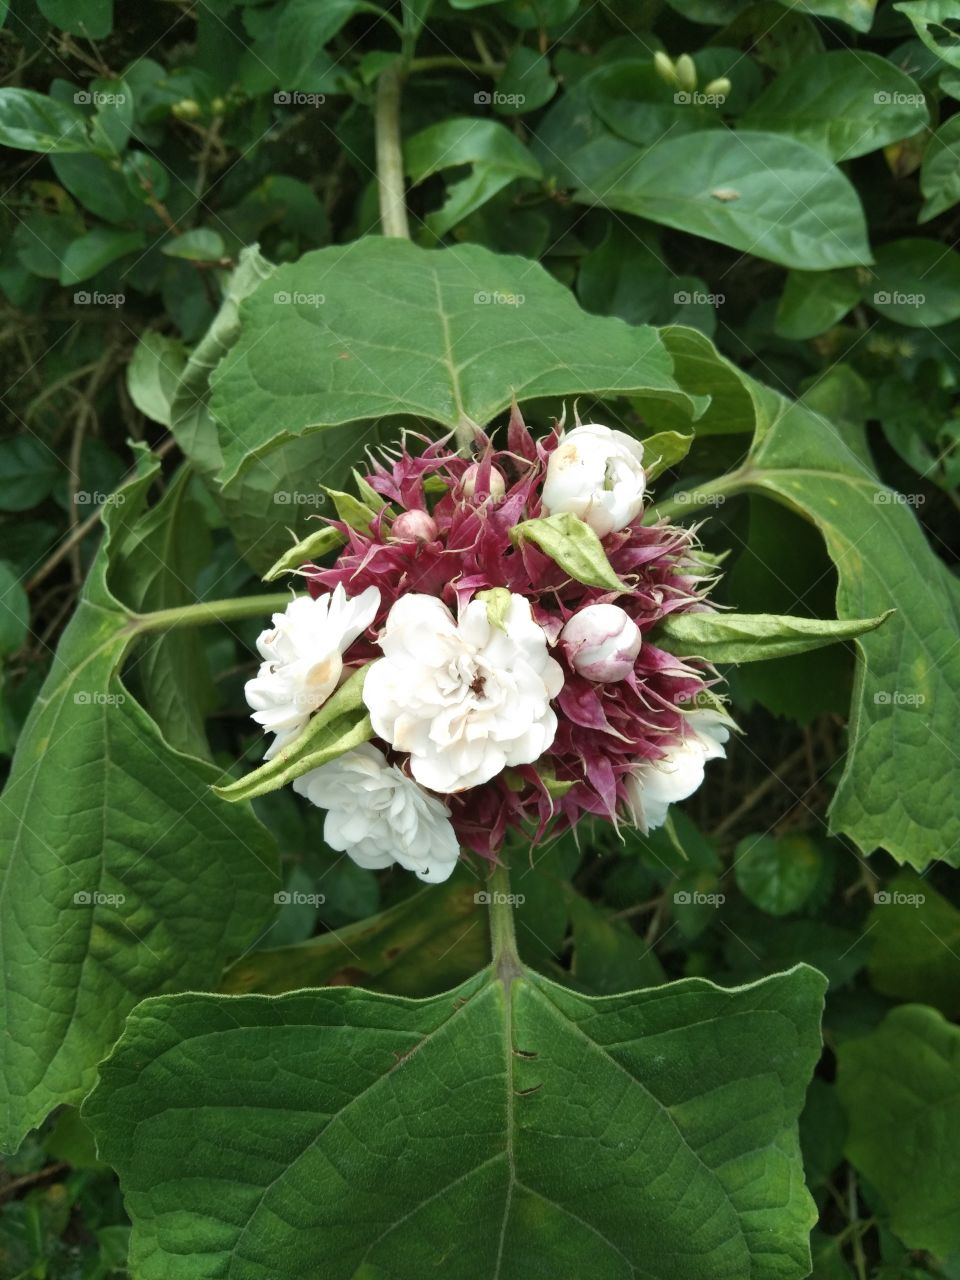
244, 408, 732, 882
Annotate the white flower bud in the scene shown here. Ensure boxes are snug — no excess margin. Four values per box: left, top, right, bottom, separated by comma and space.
541, 423, 646, 537
462, 462, 505, 501
704, 76, 731, 99
653, 51, 678, 86
675, 54, 697, 93
560, 603, 641, 682
390, 508, 438, 544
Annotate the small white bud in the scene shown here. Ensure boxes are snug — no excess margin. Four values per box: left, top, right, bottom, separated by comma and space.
675, 54, 697, 93
561, 603, 641, 682
653, 51, 678, 86
703, 76, 730, 98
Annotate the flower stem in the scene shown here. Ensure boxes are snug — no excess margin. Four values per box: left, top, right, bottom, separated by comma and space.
488, 860, 522, 980
646, 469, 752, 523
375, 61, 411, 240
128, 592, 291, 634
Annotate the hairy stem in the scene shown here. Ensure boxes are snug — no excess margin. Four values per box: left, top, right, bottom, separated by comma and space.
488, 861, 522, 980
646, 469, 752, 523
129, 592, 291, 634
375, 61, 411, 240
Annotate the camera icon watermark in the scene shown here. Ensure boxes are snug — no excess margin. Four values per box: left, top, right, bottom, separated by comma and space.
673, 90, 726, 106
873, 689, 926, 707
272, 290, 325, 306
873, 490, 925, 506
474, 890, 525, 906
73, 890, 126, 906
873, 890, 925, 906
73, 690, 126, 706
273, 490, 325, 506
473, 90, 525, 108
674, 290, 725, 307
673, 890, 725, 906
474, 290, 525, 307
873, 91, 925, 106
74, 490, 126, 506
873, 290, 925, 307
273, 91, 325, 107
73, 290, 125, 308
74, 89, 127, 106
274, 890, 326, 906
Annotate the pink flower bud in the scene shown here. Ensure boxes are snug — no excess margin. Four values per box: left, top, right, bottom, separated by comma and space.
462, 463, 505, 501
390, 509, 438, 544
560, 603, 641, 682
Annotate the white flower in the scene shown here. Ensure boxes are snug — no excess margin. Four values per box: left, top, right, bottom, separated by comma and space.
625, 709, 732, 832
362, 592, 564, 793
541, 422, 646, 537
561, 603, 641, 682
245, 585, 380, 758
292, 744, 460, 883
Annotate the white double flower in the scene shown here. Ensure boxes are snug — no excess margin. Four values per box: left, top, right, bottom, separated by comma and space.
294, 744, 460, 883
244, 585, 380, 757
362, 592, 564, 793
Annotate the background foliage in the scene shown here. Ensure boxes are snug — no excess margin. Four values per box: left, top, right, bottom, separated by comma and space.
1, 0, 959, 1276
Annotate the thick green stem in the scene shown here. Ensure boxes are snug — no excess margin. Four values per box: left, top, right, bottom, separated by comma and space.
488, 860, 522, 978
129, 592, 291, 634
375, 62, 411, 240
646, 469, 752, 523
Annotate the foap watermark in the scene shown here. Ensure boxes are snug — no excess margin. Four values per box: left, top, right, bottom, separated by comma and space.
873, 490, 925, 506
74, 89, 127, 106
273, 290, 325, 306
74, 490, 125, 506
73, 890, 126, 906
674, 890, 725, 907
874, 91, 925, 107
274, 490, 325, 506
673, 90, 726, 106
274, 91, 325, 107
874, 690, 926, 707
74, 290, 124, 308
73, 690, 126, 706
874, 290, 925, 308
674, 289, 725, 307
671, 490, 726, 508
474, 890, 526, 906
474, 90, 525, 108
275, 890, 326, 906
474, 290, 524, 307
874, 890, 925, 907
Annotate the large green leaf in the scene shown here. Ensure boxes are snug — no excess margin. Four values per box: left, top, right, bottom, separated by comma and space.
0, 463, 277, 1153
209, 238, 692, 485
741, 52, 928, 159
743, 382, 960, 868
85, 961, 825, 1278
581, 131, 871, 270
655, 329, 960, 869
838, 1004, 960, 1256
